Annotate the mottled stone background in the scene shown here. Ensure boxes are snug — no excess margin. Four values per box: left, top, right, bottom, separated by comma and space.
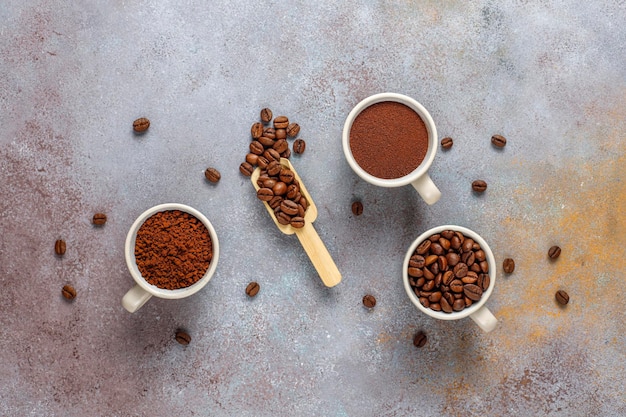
1, 1, 625, 416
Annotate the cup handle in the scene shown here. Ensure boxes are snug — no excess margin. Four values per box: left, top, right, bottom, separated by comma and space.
410, 173, 441, 205
122, 284, 152, 313
469, 306, 498, 332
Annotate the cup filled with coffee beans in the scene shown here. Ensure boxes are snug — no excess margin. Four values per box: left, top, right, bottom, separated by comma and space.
342, 93, 441, 205
402, 225, 497, 332
122, 203, 219, 313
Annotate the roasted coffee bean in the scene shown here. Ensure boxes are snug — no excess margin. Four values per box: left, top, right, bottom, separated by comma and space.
462, 238, 474, 253
246, 281, 260, 297
266, 160, 282, 176
431, 284, 442, 299
264, 148, 281, 162
264, 178, 277, 188
250, 141, 264, 155
429, 262, 440, 275
256, 156, 269, 169
453, 263, 468, 278
461, 251, 475, 266
422, 280, 435, 291
409, 255, 425, 268
422, 268, 435, 281
279, 169, 294, 184
55, 239, 66, 256
351, 201, 363, 216
548, 246, 561, 259
443, 291, 454, 305
299, 196, 308, 209
286, 123, 300, 138
461, 275, 477, 285
419, 291, 433, 298
293, 139, 306, 154
273, 116, 289, 129
450, 235, 461, 250
246, 153, 259, 166
263, 127, 276, 139
480, 273, 490, 291
424, 254, 438, 266
440, 297, 453, 313
491, 134, 507, 148
452, 299, 465, 311
260, 108, 273, 123
275, 128, 287, 140
438, 237, 451, 251
555, 290, 569, 305
240, 162, 254, 176
407, 267, 423, 278
413, 331, 427, 348
269, 196, 283, 209
133, 117, 150, 133
256, 188, 274, 201
430, 303, 441, 311
429, 234, 441, 242
430, 242, 444, 256
175, 330, 191, 345
441, 137, 453, 149
272, 182, 287, 196
273, 139, 288, 154
419, 297, 429, 308
463, 284, 483, 301
415, 277, 426, 288
285, 184, 298, 199
92, 213, 107, 226
438, 256, 448, 271
416, 239, 431, 255
290, 217, 305, 228
258, 136, 276, 147
280, 200, 299, 216
450, 279, 464, 293
251, 122, 264, 138
464, 296, 473, 307
276, 211, 292, 225
472, 180, 487, 192
474, 250, 486, 261
470, 263, 481, 273
62, 284, 76, 300
503, 258, 515, 273
442, 270, 455, 286
205, 167, 221, 183
281, 148, 291, 159
480, 261, 489, 273
446, 252, 460, 267
362, 294, 376, 308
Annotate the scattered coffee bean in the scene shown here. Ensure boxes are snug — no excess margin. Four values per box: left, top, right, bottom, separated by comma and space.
408, 230, 491, 313
175, 330, 191, 345
472, 180, 487, 193
413, 331, 427, 348
133, 117, 150, 133
290, 217, 305, 228
273, 116, 289, 129
260, 108, 273, 123
351, 201, 363, 216
555, 290, 569, 305
92, 213, 107, 226
362, 294, 376, 308
441, 137, 453, 150
246, 281, 260, 297
250, 141, 264, 155
205, 167, 221, 183
55, 239, 66, 256
275, 128, 287, 140
286, 123, 300, 138
548, 245, 561, 259
240, 162, 254, 176
503, 258, 515, 274
293, 139, 306, 154
491, 134, 507, 148
251, 122, 264, 138
61, 284, 76, 300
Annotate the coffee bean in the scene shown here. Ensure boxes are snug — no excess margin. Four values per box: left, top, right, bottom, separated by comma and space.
362, 294, 376, 308
260, 108, 273, 123
461, 238, 474, 253
256, 188, 274, 201
275, 128, 287, 140
290, 217, 305, 228
442, 271, 455, 286
548, 245, 561, 259
264, 148, 281, 163
413, 331, 427, 348
450, 279, 464, 293
273, 116, 289, 129
258, 136, 276, 147
133, 117, 150, 133
276, 211, 292, 225
62, 284, 76, 300
555, 290, 569, 305
175, 330, 191, 345
205, 167, 221, 183
279, 169, 295, 184
419, 297, 429, 308
293, 139, 306, 154
266, 160, 281, 176
263, 127, 276, 139
463, 284, 483, 301
438, 255, 448, 271
503, 258, 515, 273
280, 200, 299, 216
256, 156, 269, 169
273, 139, 288, 154
351, 201, 363, 216
272, 181, 287, 196
245, 153, 259, 166
240, 162, 254, 176
250, 140, 264, 155
92, 213, 107, 226
446, 252, 460, 267
416, 239, 431, 255
55, 239, 66, 256
280, 148, 291, 159
286, 123, 300, 138
479, 273, 490, 291
472, 180, 487, 193
269, 196, 283, 209
452, 299, 465, 311
441, 137, 453, 149
453, 263, 468, 278
491, 134, 507, 148
246, 281, 260, 297
251, 122, 264, 138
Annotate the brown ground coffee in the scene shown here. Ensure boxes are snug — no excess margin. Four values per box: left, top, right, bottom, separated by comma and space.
349, 101, 429, 179
135, 210, 213, 290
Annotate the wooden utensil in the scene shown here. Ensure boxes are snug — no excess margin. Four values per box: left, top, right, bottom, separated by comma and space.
251, 158, 342, 287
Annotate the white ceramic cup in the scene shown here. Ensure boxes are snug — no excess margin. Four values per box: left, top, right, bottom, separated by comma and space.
342, 92, 441, 205
402, 225, 497, 332
122, 203, 220, 313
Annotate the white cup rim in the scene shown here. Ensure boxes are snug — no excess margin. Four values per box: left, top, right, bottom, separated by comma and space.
124, 203, 219, 299
342, 92, 438, 187
402, 225, 496, 320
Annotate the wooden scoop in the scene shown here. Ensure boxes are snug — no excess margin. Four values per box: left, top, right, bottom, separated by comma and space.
251, 158, 342, 287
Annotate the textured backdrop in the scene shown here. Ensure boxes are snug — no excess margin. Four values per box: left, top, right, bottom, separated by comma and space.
1, 1, 625, 416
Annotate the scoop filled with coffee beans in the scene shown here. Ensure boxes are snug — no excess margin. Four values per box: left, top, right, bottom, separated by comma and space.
250, 158, 341, 287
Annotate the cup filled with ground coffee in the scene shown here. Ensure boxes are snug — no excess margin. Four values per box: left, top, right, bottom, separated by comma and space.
402, 225, 497, 332
122, 203, 219, 313
342, 93, 441, 204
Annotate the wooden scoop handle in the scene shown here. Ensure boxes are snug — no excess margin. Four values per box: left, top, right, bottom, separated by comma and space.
295, 223, 342, 287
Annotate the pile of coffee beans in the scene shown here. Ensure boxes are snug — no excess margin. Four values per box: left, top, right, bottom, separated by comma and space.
255, 162, 308, 228
407, 230, 490, 313
239, 109, 304, 177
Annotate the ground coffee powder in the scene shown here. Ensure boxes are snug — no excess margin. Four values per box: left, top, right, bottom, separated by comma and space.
135, 210, 212, 290
349, 101, 429, 179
